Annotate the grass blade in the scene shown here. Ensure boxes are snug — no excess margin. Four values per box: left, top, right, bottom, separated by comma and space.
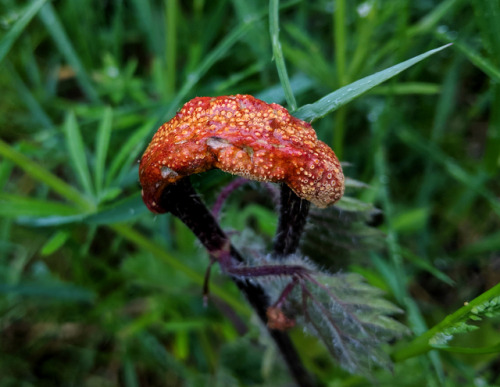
437, 29, 500, 82
294, 44, 452, 122
0, 282, 95, 302
94, 107, 113, 198
158, 13, 258, 123
0, 139, 92, 210
269, 0, 297, 110
38, 2, 100, 103
5, 61, 53, 129
0, 0, 47, 64
0, 193, 81, 217
106, 118, 156, 187
397, 126, 500, 216
64, 111, 94, 199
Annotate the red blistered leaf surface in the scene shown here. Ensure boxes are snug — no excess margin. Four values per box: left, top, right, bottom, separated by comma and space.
139, 95, 344, 213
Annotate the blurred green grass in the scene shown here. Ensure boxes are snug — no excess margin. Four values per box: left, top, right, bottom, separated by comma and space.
0, 0, 499, 385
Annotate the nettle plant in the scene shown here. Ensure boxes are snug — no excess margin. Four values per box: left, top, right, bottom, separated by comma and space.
137, 44, 450, 383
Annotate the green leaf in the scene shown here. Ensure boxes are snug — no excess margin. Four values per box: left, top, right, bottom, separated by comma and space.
431, 343, 500, 355
64, 111, 94, 199
293, 44, 452, 122
106, 118, 156, 187
269, 0, 297, 110
0, 282, 95, 302
0, 0, 47, 64
38, 2, 100, 102
397, 126, 500, 217
260, 271, 408, 375
0, 139, 93, 211
85, 193, 148, 224
394, 283, 500, 361
41, 230, 71, 256
0, 193, 81, 218
437, 29, 500, 82
94, 107, 113, 198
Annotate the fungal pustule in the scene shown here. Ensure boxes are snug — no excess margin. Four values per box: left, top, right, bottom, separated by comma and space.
139, 94, 345, 213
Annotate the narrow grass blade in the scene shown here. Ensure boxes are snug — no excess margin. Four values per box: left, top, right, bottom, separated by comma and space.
483, 82, 500, 173
5, 61, 53, 129
0, 139, 93, 210
64, 111, 94, 199
255, 73, 314, 104
94, 107, 113, 197
269, 0, 297, 110
397, 126, 500, 216
129, 0, 161, 55
164, 0, 177, 98
294, 44, 452, 122
0, 193, 81, 217
333, 0, 347, 86
472, 1, 500, 65
0, 0, 47, 64
437, 30, 500, 82
41, 230, 71, 256
38, 2, 100, 103
407, 0, 458, 37
431, 343, 500, 355
106, 118, 156, 187
159, 16, 256, 122
368, 82, 441, 95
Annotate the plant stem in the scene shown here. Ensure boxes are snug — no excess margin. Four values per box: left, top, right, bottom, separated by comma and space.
158, 178, 316, 387
273, 184, 310, 257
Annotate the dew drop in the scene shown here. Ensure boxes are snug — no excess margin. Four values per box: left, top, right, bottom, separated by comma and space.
161, 166, 178, 179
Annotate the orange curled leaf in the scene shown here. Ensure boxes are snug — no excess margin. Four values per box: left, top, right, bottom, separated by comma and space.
139, 95, 344, 213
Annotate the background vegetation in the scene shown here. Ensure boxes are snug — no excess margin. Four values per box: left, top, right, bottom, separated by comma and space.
1, 0, 499, 385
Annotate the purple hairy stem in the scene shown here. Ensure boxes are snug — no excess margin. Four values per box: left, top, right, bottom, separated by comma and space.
158, 177, 316, 387
211, 177, 250, 219
273, 184, 311, 257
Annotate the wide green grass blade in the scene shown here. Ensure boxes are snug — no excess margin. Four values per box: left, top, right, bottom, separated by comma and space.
294, 44, 452, 122
269, 0, 297, 110
64, 111, 94, 199
0, 193, 81, 217
0, 139, 93, 211
94, 107, 113, 198
38, 2, 100, 103
0, 0, 47, 64
85, 193, 148, 225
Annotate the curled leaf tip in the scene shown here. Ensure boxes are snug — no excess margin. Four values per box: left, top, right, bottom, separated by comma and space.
139, 95, 344, 212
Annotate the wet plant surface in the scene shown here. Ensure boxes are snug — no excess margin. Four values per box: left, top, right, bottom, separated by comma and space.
1, 0, 500, 386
